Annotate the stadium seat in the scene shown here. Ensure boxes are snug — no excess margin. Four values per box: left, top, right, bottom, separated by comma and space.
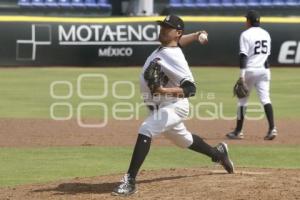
195, 0, 208, 7
208, 0, 222, 7
45, 0, 58, 7
247, 0, 260, 7
272, 0, 285, 6
260, 0, 272, 7
97, 0, 112, 9
183, 0, 195, 7
58, 0, 71, 7
19, 0, 32, 7
221, 0, 234, 7
85, 0, 97, 7
32, 0, 45, 7
234, 0, 247, 7
71, 0, 85, 8
169, 0, 183, 7
85, 0, 111, 9
285, 0, 298, 6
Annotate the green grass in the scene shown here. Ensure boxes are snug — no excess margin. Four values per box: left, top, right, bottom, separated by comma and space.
0, 68, 141, 118
0, 146, 299, 187
0, 67, 299, 188
0, 67, 299, 119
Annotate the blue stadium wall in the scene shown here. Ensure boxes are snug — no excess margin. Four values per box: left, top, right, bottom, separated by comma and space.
0, 16, 299, 67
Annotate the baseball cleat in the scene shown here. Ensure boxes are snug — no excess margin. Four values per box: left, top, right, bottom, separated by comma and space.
264, 128, 277, 140
215, 142, 234, 174
226, 131, 244, 139
111, 174, 137, 196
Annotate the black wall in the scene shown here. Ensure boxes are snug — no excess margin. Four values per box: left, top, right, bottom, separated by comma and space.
0, 17, 299, 67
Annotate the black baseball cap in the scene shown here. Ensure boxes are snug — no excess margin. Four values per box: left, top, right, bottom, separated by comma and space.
245, 10, 260, 24
157, 15, 184, 31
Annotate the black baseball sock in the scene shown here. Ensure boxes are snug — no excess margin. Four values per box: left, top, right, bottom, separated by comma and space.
188, 134, 219, 161
264, 103, 275, 130
235, 106, 246, 132
127, 134, 151, 179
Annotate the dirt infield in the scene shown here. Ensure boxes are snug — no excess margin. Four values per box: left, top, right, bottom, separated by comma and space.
1, 167, 299, 200
0, 118, 299, 200
0, 119, 299, 147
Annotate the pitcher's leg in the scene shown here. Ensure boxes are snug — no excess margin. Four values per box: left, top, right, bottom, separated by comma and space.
165, 123, 234, 173
112, 133, 151, 196
127, 134, 152, 179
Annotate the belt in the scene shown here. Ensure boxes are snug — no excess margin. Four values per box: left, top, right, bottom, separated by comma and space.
147, 104, 159, 111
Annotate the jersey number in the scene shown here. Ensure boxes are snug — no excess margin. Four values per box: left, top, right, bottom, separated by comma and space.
254, 40, 268, 55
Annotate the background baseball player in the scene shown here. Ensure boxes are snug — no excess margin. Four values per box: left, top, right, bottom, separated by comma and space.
226, 10, 277, 140
112, 15, 234, 196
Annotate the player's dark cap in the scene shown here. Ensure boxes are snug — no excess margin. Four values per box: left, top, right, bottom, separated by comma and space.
245, 10, 260, 24
157, 15, 184, 31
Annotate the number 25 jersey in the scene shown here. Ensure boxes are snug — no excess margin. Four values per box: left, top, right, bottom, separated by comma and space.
239, 27, 271, 69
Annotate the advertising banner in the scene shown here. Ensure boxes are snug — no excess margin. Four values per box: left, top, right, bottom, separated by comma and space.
0, 16, 299, 66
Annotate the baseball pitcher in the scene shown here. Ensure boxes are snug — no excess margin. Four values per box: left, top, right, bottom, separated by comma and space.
112, 15, 234, 196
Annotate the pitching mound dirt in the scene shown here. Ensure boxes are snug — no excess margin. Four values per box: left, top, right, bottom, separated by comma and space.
1, 167, 299, 200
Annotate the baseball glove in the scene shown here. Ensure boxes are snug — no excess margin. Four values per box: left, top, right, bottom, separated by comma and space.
233, 78, 249, 98
144, 58, 163, 94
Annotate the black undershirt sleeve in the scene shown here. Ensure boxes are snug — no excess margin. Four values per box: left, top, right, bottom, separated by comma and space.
180, 80, 196, 97
264, 56, 270, 69
239, 53, 247, 69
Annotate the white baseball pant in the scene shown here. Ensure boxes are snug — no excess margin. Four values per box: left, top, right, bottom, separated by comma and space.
139, 98, 193, 148
238, 68, 271, 107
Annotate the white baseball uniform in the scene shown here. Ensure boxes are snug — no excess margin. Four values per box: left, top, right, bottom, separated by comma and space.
239, 27, 272, 106
139, 46, 194, 148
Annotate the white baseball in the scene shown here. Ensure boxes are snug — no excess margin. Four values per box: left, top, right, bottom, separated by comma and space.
198, 33, 208, 43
